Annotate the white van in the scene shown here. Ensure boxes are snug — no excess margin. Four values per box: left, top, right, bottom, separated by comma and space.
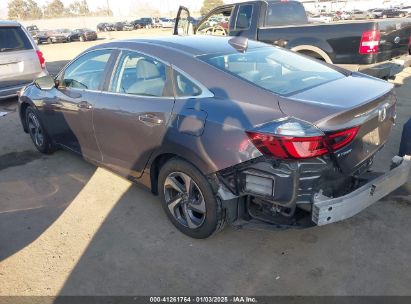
0, 20, 48, 100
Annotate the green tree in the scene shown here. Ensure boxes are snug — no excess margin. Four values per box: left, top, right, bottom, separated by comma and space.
93, 6, 113, 17
43, 0, 65, 18
200, 0, 224, 16
68, 0, 89, 16
27, 0, 43, 19
8, 0, 29, 19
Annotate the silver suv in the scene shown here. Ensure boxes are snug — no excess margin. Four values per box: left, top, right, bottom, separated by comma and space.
0, 20, 48, 100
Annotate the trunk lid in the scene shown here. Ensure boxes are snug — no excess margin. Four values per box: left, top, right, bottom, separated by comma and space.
279, 74, 396, 174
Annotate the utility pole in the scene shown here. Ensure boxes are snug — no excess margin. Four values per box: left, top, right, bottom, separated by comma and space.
106, 0, 110, 16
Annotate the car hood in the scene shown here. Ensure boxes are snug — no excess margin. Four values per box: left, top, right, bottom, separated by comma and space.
278, 73, 394, 131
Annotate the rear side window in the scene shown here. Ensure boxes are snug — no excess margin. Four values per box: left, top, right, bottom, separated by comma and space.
173, 70, 202, 97
110, 50, 170, 97
235, 4, 253, 30
265, 2, 308, 26
62, 49, 112, 91
0, 26, 32, 52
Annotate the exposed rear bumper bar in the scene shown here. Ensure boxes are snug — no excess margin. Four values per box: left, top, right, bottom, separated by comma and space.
312, 155, 411, 226
339, 55, 411, 78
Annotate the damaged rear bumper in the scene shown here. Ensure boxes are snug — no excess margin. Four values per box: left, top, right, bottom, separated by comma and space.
312, 155, 411, 226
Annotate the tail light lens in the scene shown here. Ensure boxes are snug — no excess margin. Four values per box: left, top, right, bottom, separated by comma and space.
359, 30, 380, 54
246, 118, 360, 160
36, 50, 46, 69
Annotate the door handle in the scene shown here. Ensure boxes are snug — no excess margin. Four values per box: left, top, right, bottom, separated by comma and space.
78, 101, 92, 109
138, 114, 163, 125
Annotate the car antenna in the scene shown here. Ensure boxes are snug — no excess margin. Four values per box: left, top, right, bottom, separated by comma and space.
229, 36, 248, 53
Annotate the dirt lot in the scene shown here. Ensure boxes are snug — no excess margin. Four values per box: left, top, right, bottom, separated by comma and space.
1, 29, 411, 296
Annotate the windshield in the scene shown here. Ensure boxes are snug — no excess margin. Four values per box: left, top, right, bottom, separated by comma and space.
199, 47, 345, 96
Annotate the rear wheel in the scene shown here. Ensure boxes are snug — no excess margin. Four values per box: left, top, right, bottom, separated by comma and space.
158, 158, 226, 239
80, 36, 85, 42
25, 107, 54, 154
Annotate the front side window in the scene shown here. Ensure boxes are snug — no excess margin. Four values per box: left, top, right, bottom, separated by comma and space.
235, 4, 253, 30
199, 47, 344, 96
110, 50, 169, 97
196, 8, 232, 36
62, 49, 112, 90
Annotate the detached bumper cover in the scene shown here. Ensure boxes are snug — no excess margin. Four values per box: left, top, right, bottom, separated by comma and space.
312, 155, 411, 226
340, 55, 411, 78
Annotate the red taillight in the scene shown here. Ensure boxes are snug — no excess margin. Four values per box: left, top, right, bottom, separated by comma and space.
327, 126, 360, 151
36, 50, 46, 69
247, 126, 360, 160
359, 30, 380, 54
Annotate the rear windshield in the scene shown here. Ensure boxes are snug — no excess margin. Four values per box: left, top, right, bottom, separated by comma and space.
199, 47, 345, 96
0, 26, 32, 52
265, 1, 308, 26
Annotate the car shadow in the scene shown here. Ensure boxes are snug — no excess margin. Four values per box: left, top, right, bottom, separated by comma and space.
0, 150, 97, 261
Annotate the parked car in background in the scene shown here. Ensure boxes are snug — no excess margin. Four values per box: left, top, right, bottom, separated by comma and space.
399, 6, 411, 16
72, 29, 98, 42
159, 18, 175, 28
26, 25, 39, 36
340, 11, 351, 20
97, 23, 114, 32
177, 0, 411, 79
46, 31, 67, 44
113, 22, 134, 31
133, 18, 154, 29
32, 31, 49, 44
18, 36, 411, 238
381, 9, 404, 18
349, 10, 370, 20
123, 22, 134, 31
56, 28, 74, 41
308, 13, 335, 23
369, 8, 385, 18
0, 20, 47, 100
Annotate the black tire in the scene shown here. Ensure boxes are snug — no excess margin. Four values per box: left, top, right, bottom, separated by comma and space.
25, 107, 54, 154
158, 158, 226, 239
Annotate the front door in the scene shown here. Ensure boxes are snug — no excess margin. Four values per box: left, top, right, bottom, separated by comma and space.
47, 49, 114, 161
93, 50, 175, 179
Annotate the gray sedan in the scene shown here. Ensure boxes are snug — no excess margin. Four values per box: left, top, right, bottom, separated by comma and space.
18, 36, 409, 238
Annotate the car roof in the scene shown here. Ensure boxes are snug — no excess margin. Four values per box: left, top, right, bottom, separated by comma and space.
0, 20, 21, 27
116, 36, 267, 56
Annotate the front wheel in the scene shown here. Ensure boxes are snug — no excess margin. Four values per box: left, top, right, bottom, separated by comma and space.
158, 158, 226, 239
26, 107, 54, 154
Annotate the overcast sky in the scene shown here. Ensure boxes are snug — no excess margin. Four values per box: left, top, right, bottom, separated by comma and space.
0, 0, 245, 18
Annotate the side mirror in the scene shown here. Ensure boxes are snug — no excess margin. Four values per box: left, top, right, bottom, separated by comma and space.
34, 75, 57, 90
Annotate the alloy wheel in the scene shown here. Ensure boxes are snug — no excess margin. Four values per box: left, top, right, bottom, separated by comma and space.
164, 172, 206, 229
27, 112, 44, 148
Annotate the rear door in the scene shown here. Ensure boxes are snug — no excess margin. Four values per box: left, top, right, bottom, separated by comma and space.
93, 49, 175, 179
0, 25, 41, 91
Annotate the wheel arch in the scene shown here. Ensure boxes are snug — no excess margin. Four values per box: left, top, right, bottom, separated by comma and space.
19, 98, 36, 133
148, 148, 217, 195
291, 45, 333, 64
